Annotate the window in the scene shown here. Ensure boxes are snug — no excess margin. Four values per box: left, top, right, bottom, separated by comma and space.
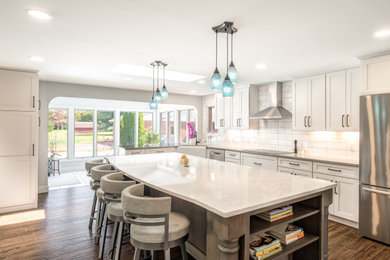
97, 111, 114, 156
179, 110, 187, 144
208, 107, 218, 133
160, 112, 167, 145
138, 112, 154, 147
48, 109, 68, 158
120, 112, 136, 149
168, 111, 175, 144
74, 110, 94, 157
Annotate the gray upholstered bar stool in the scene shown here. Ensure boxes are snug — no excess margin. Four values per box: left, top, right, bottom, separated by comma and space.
99, 172, 135, 259
85, 158, 106, 176
89, 164, 117, 231
122, 184, 190, 260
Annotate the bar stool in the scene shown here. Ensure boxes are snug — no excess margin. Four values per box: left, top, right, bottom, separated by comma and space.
89, 164, 117, 230
122, 184, 190, 260
85, 159, 106, 176
99, 172, 135, 259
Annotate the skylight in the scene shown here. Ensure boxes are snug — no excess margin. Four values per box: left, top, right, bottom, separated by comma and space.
111, 64, 205, 83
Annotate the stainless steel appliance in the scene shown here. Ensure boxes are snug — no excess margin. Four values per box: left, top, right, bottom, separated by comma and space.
207, 148, 225, 161
360, 94, 390, 245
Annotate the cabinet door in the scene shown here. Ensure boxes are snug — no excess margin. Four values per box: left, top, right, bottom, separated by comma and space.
231, 90, 242, 129
308, 74, 326, 130
240, 88, 250, 129
294, 169, 313, 178
241, 155, 277, 171
215, 94, 225, 129
346, 68, 360, 131
0, 69, 39, 111
313, 172, 336, 215
334, 176, 359, 222
326, 71, 346, 131
292, 78, 308, 130
223, 97, 232, 129
278, 166, 294, 175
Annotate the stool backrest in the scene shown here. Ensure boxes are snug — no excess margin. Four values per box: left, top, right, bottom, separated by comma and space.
85, 159, 105, 171
101, 172, 135, 197
90, 164, 117, 181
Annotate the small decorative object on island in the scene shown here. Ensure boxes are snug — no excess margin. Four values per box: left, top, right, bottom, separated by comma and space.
211, 21, 238, 97
149, 60, 168, 109
180, 154, 189, 167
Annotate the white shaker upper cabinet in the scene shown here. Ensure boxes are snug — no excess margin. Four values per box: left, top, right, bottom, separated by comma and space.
0, 69, 39, 111
293, 74, 326, 131
326, 68, 360, 131
360, 52, 390, 95
215, 93, 232, 130
231, 86, 259, 130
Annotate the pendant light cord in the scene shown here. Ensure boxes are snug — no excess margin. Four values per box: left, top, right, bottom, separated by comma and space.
231, 32, 233, 62
152, 63, 155, 97
215, 31, 218, 68
226, 32, 229, 73
157, 63, 159, 90
163, 64, 166, 85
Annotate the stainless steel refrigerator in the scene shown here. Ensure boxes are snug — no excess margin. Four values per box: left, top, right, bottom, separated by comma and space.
360, 94, 390, 245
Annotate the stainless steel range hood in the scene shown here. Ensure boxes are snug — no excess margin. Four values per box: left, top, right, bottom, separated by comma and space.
249, 82, 292, 120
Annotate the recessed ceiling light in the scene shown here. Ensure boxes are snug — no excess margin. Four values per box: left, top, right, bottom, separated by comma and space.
256, 64, 267, 70
111, 64, 205, 83
374, 30, 390, 38
197, 80, 206, 84
30, 56, 45, 62
26, 9, 53, 20
190, 90, 197, 93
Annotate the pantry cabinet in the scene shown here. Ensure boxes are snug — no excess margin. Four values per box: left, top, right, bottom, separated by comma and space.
292, 74, 326, 131
231, 86, 259, 130
326, 68, 360, 131
215, 93, 232, 130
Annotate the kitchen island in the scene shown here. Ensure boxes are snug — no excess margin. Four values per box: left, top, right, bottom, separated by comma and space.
107, 153, 335, 260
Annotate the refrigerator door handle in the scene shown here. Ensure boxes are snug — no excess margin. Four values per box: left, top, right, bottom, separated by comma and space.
362, 187, 390, 196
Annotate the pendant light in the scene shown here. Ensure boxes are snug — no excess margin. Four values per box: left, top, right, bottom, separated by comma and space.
149, 63, 157, 110
154, 62, 162, 103
211, 21, 237, 97
222, 32, 234, 97
211, 32, 222, 90
228, 32, 238, 83
161, 63, 168, 99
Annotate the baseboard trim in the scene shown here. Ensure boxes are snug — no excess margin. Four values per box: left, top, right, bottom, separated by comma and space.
329, 214, 358, 228
38, 185, 49, 194
0, 202, 37, 214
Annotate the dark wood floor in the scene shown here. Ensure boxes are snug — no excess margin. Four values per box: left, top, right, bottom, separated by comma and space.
0, 186, 389, 260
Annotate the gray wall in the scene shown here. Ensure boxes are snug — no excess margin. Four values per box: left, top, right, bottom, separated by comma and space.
39, 81, 203, 192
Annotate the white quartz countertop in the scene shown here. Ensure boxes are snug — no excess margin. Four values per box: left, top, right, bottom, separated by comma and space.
107, 153, 335, 218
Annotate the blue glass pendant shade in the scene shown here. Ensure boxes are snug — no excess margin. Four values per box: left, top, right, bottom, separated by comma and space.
155, 89, 162, 103
222, 75, 234, 97
211, 67, 222, 90
161, 85, 168, 99
149, 97, 157, 110
228, 61, 238, 83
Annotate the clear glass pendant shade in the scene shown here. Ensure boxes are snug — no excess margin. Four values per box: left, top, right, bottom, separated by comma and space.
149, 97, 157, 109
222, 75, 234, 97
228, 61, 238, 83
211, 68, 222, 90
161, 85, 168, 99
155, 89, 162, 103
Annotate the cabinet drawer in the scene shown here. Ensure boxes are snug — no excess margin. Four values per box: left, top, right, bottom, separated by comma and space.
278, 167, 312, 178
225, 150, 241, 159
145, 148, 176, 154
125, 149, 145, 155
278, 167, 294, 175
278, 158, 313, 171
241, 154, 277, 171
225, 158, 240, 164
313, 162, 358, 180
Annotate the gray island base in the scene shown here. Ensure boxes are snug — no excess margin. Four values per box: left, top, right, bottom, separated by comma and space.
107, 153, 335, 260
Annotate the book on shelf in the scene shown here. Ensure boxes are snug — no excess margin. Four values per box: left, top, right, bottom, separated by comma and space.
269, 224, 305, 245
256, 205, 294, 222
260, 205, 293, 217
256, 212, 293, 222
249, 233, 282, 259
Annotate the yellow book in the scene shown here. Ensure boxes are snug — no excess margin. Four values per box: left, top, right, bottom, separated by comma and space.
255, 243, 281, 257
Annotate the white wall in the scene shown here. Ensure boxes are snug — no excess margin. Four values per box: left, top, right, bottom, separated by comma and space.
39, 81, 203, 193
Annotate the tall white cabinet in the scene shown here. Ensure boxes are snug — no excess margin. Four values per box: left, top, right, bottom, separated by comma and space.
292, 74, 326, 131
215, 93, 232, 130
0, 68, 39, 214
231, 86, 259, 130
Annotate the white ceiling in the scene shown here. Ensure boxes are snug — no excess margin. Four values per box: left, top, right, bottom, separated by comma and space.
1, 0, 390, 96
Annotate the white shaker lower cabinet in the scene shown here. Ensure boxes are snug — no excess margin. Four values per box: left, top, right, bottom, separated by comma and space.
241, 153, 277, 171
0, 111, 38, 213
313, 162, 359, 227
277, 158, 313, 178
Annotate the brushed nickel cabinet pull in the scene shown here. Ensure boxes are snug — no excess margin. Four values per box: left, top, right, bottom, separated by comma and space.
32, 144, 35, 156
304, 116, 307, 127
253, 162, 262, 166
328, 168, 341, 172
32, 96, 35, 108
342, 114, 345, 127
346, 114, 350, 127
289, 162, 300, 166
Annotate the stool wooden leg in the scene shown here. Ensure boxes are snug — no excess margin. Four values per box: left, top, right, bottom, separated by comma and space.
114, 222, 123, 260
133, 248, 141, 260
95, 202, 103, 244
109, 221, 119, 259
181, 242, 188, 260
98, 208, 109, 259
89, 190, 97, 230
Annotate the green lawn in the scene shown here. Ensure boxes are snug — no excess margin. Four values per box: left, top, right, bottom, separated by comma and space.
48, 129, 114, 146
